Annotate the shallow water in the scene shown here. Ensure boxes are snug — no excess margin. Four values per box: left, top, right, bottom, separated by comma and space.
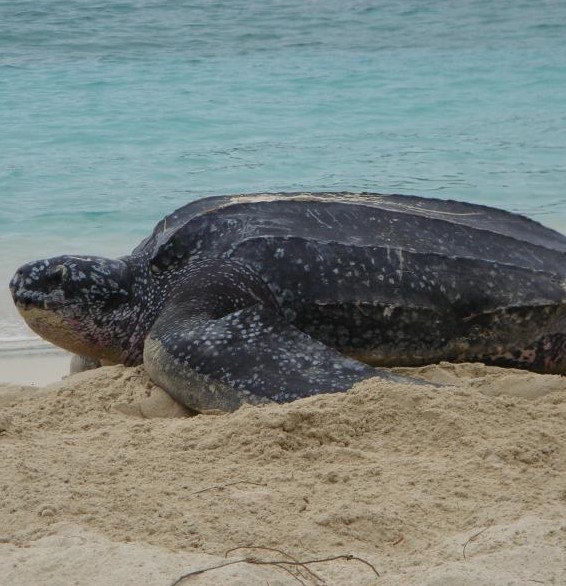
1, 0, 566, 352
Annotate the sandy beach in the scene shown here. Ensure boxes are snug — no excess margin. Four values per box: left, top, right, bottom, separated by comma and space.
3, 0, 566, 583
1, 361, 565, 585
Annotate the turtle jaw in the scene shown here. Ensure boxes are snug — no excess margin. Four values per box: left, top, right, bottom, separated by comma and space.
11, 285, 106, 360
11, 287, 68, 313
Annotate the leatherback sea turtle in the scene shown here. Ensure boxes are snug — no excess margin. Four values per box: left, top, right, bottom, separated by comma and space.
10, 193, 566, 411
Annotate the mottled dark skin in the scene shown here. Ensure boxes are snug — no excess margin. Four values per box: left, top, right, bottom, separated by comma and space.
10, 192, 566, 412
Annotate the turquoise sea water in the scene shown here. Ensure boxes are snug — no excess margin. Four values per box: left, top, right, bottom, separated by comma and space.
1, 0, 566, 352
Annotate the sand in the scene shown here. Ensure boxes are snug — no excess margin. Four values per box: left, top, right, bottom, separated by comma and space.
1, 362, 565, 585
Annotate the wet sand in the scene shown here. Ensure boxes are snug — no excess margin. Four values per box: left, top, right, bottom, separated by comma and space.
0, 350, 70, 386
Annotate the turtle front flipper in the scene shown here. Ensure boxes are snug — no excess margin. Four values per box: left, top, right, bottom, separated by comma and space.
144, 301, 384, 412
143, 259, 428, 412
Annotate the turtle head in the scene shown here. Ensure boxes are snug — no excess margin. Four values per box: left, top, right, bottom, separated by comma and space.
10, 255, 133, 362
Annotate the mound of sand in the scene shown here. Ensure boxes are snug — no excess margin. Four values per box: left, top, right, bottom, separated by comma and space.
1, 363, 565, 585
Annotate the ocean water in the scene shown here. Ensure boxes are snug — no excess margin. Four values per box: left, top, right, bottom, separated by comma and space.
1, 0, 566, 354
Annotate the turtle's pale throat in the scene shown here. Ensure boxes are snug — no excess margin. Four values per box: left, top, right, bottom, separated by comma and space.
16, 304, 121, 363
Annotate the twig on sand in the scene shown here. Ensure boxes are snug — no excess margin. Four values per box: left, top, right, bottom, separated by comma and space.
249, 554, 380, 580
190, 480, 266, 495
462, 526, 490, 560
170, 552, 381, 585
270, 563, 310, 585
170, 559, 244, 585
226, 546, 324, 584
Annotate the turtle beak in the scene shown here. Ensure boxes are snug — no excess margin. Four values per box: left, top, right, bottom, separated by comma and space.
9, 267, 31, 309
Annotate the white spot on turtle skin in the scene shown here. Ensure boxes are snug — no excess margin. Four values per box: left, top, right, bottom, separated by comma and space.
383, 305, 394, 318
395, 248, 405, 279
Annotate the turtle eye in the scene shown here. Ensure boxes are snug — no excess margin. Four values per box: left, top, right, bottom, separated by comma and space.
46, 265, 69, 286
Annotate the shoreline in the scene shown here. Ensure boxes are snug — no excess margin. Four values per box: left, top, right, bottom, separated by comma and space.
0, 348, 70, 386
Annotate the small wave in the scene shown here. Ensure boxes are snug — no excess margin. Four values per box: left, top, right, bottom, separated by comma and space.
0, 335, 38, 343
0, 334, 59, 356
